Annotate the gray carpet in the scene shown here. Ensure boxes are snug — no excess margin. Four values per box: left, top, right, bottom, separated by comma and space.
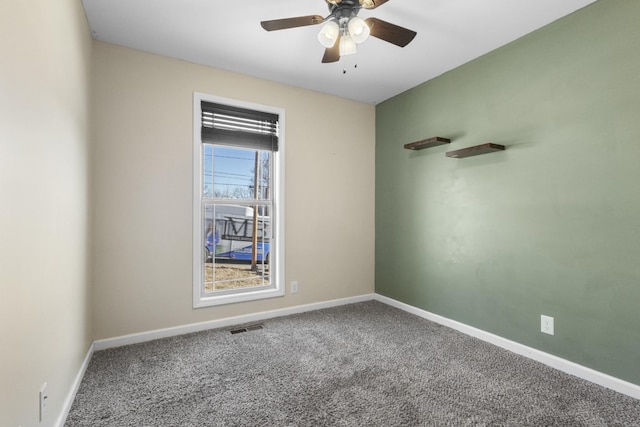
65, 301, 640, 426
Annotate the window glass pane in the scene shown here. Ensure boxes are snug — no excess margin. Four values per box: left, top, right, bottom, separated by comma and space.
203, 204, 271, 293
208, 146, 271, 200
203, 145, 214, 198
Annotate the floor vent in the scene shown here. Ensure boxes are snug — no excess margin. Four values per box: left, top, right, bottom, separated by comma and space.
230, 324, 264, 334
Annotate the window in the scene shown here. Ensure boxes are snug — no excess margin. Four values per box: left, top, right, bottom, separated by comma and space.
193, 93, 284, 307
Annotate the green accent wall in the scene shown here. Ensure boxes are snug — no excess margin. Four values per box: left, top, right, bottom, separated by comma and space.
375, 0, 640, 385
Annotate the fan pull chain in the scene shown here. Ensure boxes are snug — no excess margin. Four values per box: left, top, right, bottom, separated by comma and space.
341, 57, 358, 74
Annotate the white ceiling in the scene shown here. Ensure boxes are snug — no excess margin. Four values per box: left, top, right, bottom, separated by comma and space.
81, 0, 597, 105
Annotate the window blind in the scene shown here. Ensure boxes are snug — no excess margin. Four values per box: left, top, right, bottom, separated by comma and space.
201, 101, 279, 151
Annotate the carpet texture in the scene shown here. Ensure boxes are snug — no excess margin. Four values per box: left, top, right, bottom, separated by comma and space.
65, 301, 640, 426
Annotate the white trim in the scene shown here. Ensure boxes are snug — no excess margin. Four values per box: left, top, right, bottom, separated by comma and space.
94, 294, 374, 351
192, 93, 203, 307
55, 342, 95, 427
374, 294, 640, 400
192, 92, 286, 308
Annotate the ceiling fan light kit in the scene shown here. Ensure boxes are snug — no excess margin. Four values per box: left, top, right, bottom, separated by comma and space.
261, 0, 416, 64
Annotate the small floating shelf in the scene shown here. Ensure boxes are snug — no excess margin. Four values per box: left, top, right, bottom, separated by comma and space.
446, 143, 505, 158
404, 137, 451, 150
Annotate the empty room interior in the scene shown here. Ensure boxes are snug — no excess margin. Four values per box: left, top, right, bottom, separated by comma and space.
2, 0, 640, 425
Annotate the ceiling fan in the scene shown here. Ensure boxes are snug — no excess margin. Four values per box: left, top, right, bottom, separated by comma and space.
260, 0, 417, 64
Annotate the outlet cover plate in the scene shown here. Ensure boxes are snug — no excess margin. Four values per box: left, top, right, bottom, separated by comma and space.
541, 315, 554, 335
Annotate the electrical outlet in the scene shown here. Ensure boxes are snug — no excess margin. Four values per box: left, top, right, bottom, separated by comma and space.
541, 315, 554, 335
290, 281, 298, 294
39, 383, 48, 422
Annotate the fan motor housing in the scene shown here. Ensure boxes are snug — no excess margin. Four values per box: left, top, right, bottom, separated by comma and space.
327, 0, 361, 19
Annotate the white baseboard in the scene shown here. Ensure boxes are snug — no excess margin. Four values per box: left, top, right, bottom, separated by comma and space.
374, 293, 640, 400
94, 294, 375, 351
55, 342, 95, 427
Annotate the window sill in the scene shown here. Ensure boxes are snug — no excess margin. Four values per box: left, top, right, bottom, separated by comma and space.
193, 286, 285, 308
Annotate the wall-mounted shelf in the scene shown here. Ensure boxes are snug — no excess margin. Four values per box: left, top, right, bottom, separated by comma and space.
446, 143, 505, 158
404, 137, 451, 150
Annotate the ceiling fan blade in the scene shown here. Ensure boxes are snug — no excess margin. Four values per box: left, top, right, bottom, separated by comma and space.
359, 0, 390, 9
365, 17, 416, 47
261, 15, 324, 31
322, 34, 341, 63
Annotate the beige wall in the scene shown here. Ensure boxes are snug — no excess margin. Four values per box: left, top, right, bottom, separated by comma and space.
90, 42, 375, 339
0, 0, 93, 426
0, 5, 373, 423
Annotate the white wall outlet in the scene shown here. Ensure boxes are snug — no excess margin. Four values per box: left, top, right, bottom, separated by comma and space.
39, 382, 48, 422
541, 315, 554, 335
290, 281, 298, 294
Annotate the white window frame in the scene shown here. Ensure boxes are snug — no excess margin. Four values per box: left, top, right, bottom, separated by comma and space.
192, 92, 285, 308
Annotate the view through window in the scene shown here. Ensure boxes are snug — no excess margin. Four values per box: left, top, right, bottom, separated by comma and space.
203, 146, 272, 292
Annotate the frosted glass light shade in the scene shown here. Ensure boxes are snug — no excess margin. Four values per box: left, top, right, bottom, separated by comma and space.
317, 21, 340, 48
339, 34, 357, 56
348, 17, 370, 44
